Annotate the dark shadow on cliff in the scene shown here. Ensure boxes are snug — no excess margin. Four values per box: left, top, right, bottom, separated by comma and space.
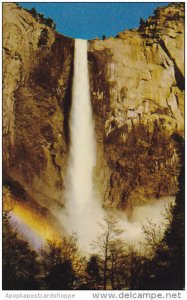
63, 57, 74, 145
3, 176, 27, 200
48, 35, 74, 146
159, 39, 185, 91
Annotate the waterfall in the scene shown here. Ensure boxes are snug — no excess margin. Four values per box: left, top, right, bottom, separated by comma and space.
59, 39, 174, 254
63, 39, 104, 251
68, 39, 96, 206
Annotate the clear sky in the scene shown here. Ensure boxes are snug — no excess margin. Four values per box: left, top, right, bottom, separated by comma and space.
18, 2, 170, 39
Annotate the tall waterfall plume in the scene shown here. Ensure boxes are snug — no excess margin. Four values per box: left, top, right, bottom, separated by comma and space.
63, 39, 103, 250
59, 39, 173, 254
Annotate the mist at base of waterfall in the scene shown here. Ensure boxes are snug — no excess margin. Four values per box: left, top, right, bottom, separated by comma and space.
56, 195, 174, 254
9, 193, 174, 255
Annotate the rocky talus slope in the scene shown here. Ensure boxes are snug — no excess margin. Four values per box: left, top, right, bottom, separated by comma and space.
3, 3, 184, 211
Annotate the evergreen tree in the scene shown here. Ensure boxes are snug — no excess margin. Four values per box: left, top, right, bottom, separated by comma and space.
85, 255, 102, 289
46, 260, 76, 290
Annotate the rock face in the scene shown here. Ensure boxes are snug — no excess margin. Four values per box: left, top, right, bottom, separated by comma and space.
88, 3, 184, 208
3, 3, 74, 208
3, 3, 184, 210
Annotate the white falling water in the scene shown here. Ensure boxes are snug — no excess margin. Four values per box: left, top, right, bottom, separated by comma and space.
68, 40, 96, 205
57, 38, 174, 254
63, 39, 104, 251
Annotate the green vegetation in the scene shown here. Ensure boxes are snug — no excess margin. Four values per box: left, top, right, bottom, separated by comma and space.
139, 18, 147, 28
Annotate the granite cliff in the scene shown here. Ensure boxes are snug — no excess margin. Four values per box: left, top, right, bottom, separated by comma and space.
88, 3, 184, 209
3, 3, 74, 208
3, 3, 184, 212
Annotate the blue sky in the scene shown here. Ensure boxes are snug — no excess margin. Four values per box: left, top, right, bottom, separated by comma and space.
19, 2, 170, 39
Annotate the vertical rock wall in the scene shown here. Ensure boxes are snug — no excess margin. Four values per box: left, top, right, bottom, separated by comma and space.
3, 3, 74, 207
88, 3, 184, 208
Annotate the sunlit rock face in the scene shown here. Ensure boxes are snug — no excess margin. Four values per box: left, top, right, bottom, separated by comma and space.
3, 3, 184, 213
88, 3, 184, 209
3, 3, 74, 208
